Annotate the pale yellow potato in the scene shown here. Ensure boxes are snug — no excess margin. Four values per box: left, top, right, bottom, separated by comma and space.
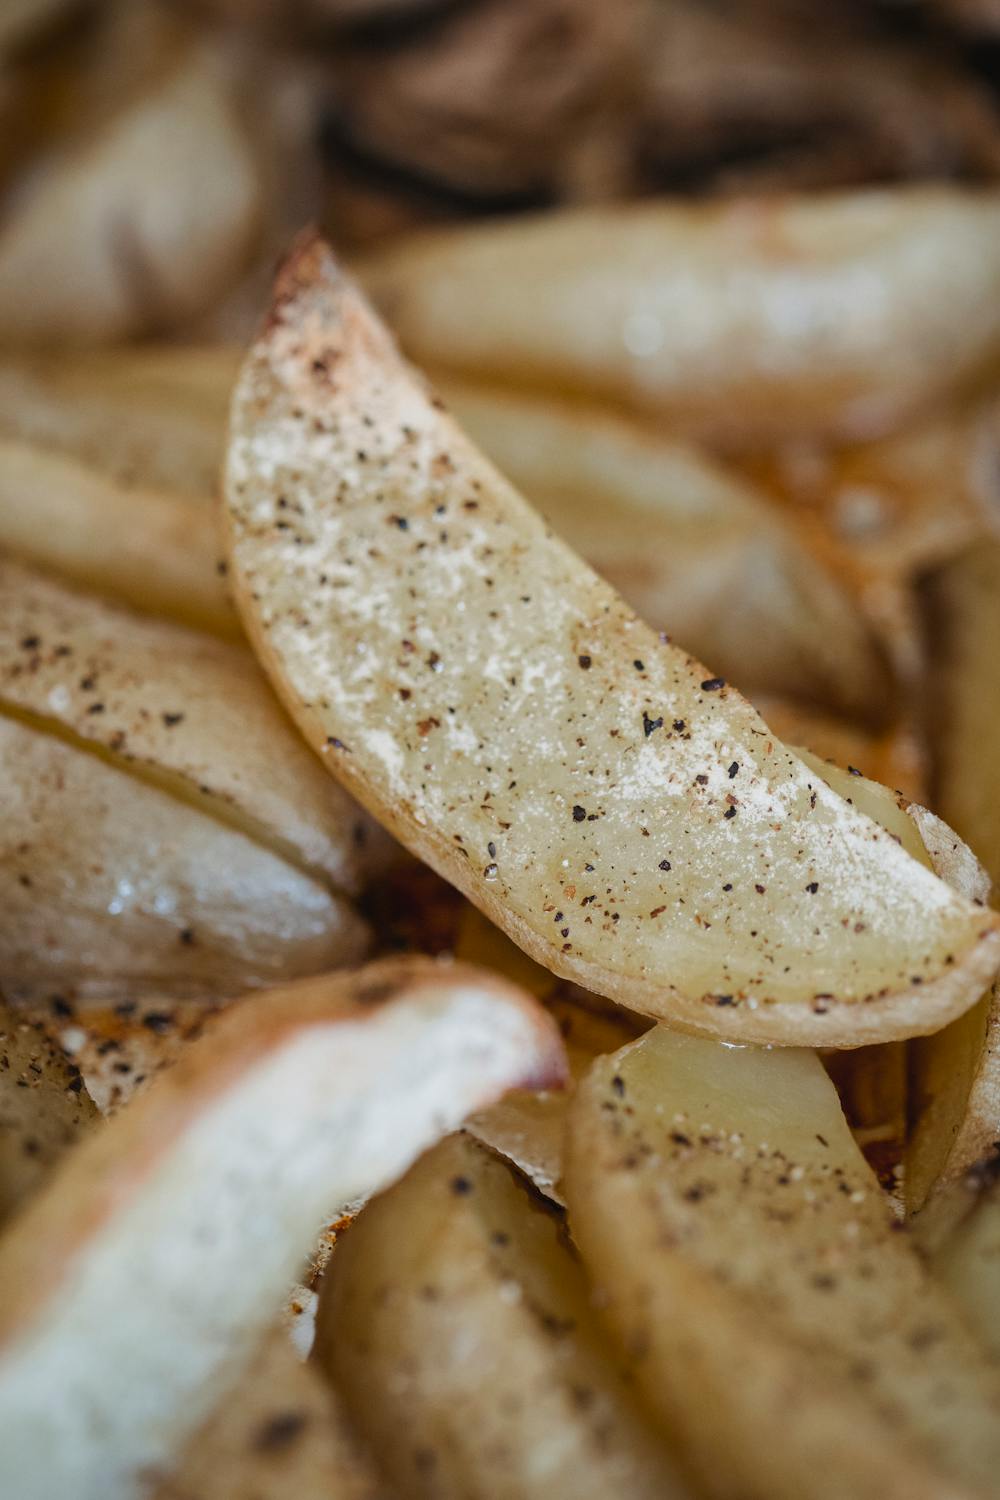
436, 379, 890, 720
466, 988, 645, 1201
222, 237, 1000, 1047
0, 715, 368, 1004
565, 1026, 1000, 1500
0, 558, 388, 897
925, 1178, 1000, 1362
316, 1132, 684, 1500
0, 50, 260, 346
0, 1000, 97, 1228
155, 1327, 385, 1500
0, 959, 565, 1500
49, 344, 241, 427
0, 442, 234, 634
0, 361, 225, 496
362, 189, 1000, 448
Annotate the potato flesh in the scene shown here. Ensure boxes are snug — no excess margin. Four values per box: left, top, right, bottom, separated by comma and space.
317, 1133, 685, 1500
0, 558, 387, 898
362, 190, 1000, 446
155, 1328, 384, 1500
564, 1027, 1000, 1500
437, 379, 889, 720
222, 238, 999, 1046
0, 440, 234, 635
0, 363, 224, 497
0, 715, 368, 1003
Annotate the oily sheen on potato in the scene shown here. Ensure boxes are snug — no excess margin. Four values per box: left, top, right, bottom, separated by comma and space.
222, 235, 1000, 1046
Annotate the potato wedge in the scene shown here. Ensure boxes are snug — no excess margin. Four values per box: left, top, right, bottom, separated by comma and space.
0, 714, 368, 1004
0, 558, 388, 898
0, 957, 565, 1500
155, 1326, 385, 1500
0, 999, 96, 1228
222, 236, 1000, 1046
434, 380, 890, 720
0, 49, 259, 345
0, 361, 225, 497
316, 1132, 684, 1500
923, 1176, 1000, 1362
0, 442, 234, 634
565, 1026, 1000, 1500
362, 189, 1000, 447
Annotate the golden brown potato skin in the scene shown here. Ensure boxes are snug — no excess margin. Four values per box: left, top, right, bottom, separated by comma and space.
222, 234, 1000, 1047
317, 1133, 684, 1500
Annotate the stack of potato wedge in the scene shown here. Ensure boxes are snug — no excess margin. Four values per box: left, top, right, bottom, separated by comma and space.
4, 184, 1000, 1500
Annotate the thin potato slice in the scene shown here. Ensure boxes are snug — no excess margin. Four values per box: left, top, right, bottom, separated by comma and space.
0, 49, 260, 346
222, 237, 1000, 1047
435, 379, 890, 720
0, 999, 97, 1228
0, 558, 388, 897
154, 1327, 385, 1500
0, 958, 565, 1500
0, 715, 369, 1004
361, 189, 1000, 447
316, 1132, 684, 1500
565, 1027, 1000, 1500
0, 441, 234, 634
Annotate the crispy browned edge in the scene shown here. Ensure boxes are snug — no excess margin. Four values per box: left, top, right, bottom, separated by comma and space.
220, 231, 1000, 1049
0, 955, 566, 1350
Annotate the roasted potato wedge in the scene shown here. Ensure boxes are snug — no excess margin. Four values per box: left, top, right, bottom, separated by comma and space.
435, 379, 890, 720
155, 1326, 385, 1500
362, 189, 1000, 448
923, 1175, 1000, 1363
316, 1132, 684, 1500
0, 558, 388, 898
565, 1026, 1000, 1500
0, 958, 565, 1500
0, 713, 368, 1003
0, 360, 225, 497
222, 237, 1000, 1046
756, 696, 926, 803
0, 441, 234, 633
0, 998, 96, 1228
0, 49, 260, 346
